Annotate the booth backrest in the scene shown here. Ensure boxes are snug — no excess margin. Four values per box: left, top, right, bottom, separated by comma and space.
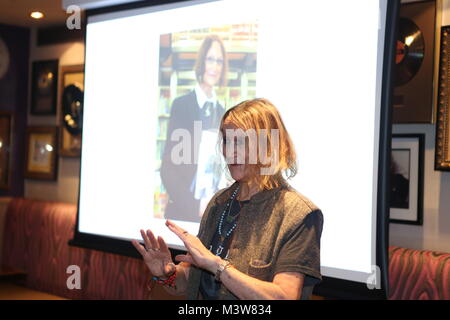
0, 197, 12, 268
2, 197, 450, 300
0, 197, 166, 300
388, 246, 450, 300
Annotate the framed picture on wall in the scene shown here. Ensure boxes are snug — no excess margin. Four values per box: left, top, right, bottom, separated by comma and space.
31, 60, 58, 115
435, 26, 450, 171
59, 64, 84, 157
389, 134, 425, 225
0, 112, 13, 189
392, 0, 440, 123
25, 127, 58, 180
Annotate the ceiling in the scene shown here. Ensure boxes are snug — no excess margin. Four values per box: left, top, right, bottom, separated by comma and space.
0, 0, 70, 28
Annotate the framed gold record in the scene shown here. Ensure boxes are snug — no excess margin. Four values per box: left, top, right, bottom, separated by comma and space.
31, 60, 58, 115
59, 65, 84, 157
393, 0, 441, 124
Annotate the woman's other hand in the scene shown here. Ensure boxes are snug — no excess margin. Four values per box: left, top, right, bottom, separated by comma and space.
166, 220, 221, 274
132, 229, 176, 278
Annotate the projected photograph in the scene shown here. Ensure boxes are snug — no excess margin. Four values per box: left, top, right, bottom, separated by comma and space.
154, 23, 258, 222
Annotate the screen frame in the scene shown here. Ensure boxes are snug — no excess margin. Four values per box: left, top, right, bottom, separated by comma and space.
69, 0, 399, 299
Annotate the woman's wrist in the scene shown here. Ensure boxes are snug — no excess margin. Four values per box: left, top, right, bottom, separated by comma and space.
207, 255, 224, 275
215, 260, 233, 282
207, 256, 234, 282
151, 269, 177, 288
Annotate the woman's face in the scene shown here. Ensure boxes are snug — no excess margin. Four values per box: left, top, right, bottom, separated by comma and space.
202, 41, 224, 88
222, 121, 255, 182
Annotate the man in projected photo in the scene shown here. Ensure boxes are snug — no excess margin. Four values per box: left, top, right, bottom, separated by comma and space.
160, 34, 229, 223
133, 99, 323, 300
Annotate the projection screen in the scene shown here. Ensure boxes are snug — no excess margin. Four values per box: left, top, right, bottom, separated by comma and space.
72, 0, 397, 299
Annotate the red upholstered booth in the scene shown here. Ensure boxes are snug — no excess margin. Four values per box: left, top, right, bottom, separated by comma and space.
0, 198, 157, 300
388, 246, 450, 299
1, 197, 449, 299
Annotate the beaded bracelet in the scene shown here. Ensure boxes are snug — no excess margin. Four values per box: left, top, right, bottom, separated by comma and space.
147, 270, 177, 291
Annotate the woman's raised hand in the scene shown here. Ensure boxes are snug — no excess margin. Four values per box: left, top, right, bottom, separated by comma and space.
131, 229, 176, 278
166, 220, 220, 274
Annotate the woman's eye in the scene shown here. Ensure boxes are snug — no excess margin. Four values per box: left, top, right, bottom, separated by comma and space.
223, 136, 246, 146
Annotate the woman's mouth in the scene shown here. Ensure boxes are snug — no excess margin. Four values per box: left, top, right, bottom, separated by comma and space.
206, 72, 218, 78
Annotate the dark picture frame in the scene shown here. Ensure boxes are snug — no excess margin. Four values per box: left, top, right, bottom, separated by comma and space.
393, 0, 440, 124
0, 112, 13, 189
435, 26, 450, 171
25, 127, 58, 180
59, 64, 84, 157
389, 134, 425, 225
31, 60, 58, 115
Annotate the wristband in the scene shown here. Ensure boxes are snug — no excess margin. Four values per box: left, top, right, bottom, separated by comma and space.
148, 269, 177, 290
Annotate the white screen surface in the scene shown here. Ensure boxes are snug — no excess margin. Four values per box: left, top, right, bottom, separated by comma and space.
79, 0, 388, 285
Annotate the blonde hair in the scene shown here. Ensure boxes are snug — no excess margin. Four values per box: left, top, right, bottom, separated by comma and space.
219, 98, 297, 190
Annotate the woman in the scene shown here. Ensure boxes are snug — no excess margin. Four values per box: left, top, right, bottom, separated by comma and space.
160, 34, 228, 223
134, 98, 324, 300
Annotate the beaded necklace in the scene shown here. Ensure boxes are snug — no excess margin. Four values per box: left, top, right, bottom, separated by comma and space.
217, 185, 240, 240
